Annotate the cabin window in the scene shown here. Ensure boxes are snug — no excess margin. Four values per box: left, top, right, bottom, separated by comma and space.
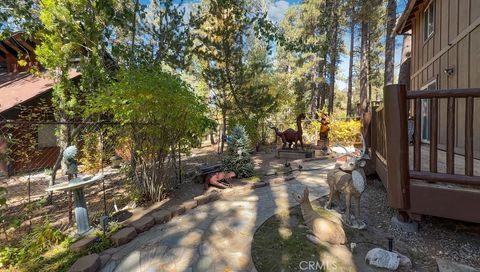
424, 1, 435, 41
37, 124, 57, 148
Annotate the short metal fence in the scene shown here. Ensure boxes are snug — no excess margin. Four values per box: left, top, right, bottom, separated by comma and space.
0, 120, 135, 243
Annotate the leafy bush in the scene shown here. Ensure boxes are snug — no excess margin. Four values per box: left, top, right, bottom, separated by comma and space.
88, 67, 212, 201
329, 119, 362, 145
305, 117, 361, 146
79, 131, 103, 173
0, 219, 126, 271
222, 125, 254, 178
0, 222, 66, 270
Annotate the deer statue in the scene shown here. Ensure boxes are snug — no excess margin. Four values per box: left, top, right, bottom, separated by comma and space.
293, 187, 346, 245
325, 133, 369, 227
271, 113, 306, 149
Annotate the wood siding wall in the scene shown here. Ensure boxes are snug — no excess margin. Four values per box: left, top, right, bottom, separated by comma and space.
410, 0, 480, 158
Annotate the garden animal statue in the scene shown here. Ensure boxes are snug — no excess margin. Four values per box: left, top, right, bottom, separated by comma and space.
325, 133, 369, 226
270, 113, 306, 149
293, 187, 346, 245
271, 126, 286, 147
319, 112, 330, 151
204, 171, 236, 190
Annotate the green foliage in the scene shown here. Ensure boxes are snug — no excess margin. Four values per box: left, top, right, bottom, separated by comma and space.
0, 222, 66, 270
305, 117, 361, 146
222, 125, 254, 178
329, 119, 362, 146
0, 1, 40, 38
0, 219, 127, 271
192, 1, 283, 148
140, 0, 193, 69
79, 132, 103, 173
89, 67, 211, 201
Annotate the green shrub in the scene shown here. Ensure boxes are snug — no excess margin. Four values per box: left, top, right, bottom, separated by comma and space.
329, 119, 362, 145
305, 117, 361, 146
0, 222, 67, 270
222, 125, 254, 178
88, 67, 212, 202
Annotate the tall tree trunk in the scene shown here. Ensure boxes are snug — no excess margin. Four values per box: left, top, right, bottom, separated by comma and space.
131, 0, 140, 63
367, 35, 372, 102
384, 0, 397, 86
347, 9, 355, 117
328, 15, 340, 115
310, 68, 318, 116
359, 20, 369, 115
220, 109, 227, 153
319, 60, 328, 110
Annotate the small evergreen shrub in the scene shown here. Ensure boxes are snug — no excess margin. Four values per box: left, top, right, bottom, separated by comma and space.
222, 125, 254, 178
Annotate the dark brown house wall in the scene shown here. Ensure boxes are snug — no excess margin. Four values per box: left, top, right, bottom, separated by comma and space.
0, 92, 59, 175
409, 0, 480, 159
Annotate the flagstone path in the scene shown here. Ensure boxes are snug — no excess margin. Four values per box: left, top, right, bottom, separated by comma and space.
101, 160, 335, 272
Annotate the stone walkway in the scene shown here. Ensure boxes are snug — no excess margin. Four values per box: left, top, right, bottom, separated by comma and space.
101, 160, 335, 272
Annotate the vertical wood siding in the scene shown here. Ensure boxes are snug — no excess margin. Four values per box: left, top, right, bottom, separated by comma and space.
409, 0, 480, 158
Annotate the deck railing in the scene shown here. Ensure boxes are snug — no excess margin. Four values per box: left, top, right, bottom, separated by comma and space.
382, 84, 480, 223
406, 88, 480, 178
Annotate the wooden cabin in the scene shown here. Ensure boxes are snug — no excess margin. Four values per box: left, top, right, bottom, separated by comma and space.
396, 0, 480, 158
371, 0, 480, 224
0, 33, 80, 176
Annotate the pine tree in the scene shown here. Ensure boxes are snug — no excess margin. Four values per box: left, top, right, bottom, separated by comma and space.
346, 0, 357, 117
384, 0, 397, 86
222, 125, 254, 178
357, 0, 383, 113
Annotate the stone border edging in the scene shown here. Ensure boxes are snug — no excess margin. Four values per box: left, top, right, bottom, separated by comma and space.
68, 179, 284, 272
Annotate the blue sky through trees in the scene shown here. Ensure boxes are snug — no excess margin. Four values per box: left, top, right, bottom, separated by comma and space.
142, 0, 408, 91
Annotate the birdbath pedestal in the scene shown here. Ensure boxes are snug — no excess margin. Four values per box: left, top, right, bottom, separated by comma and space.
46, 174, 104, 235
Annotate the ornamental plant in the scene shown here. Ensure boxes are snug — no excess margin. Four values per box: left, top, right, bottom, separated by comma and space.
88, 67, 212, 201
222, 125, 254, 178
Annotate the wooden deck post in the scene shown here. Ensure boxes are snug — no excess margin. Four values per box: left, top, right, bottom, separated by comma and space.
384, 84, 410, 210
370, 105, 378, 164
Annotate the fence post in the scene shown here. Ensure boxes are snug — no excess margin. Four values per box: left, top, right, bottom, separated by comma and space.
384, 84, 410, 210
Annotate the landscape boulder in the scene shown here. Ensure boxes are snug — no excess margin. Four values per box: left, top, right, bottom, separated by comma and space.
111, 227, 137, 247
131, 215, 155, 233
151, 209, 172, 224
194, 195, 210, 205
365, 248, 411, 271
69, 253, 100, 272
70, 236, 97, 252
182, 200, 198, 211
168, 204, 186, 217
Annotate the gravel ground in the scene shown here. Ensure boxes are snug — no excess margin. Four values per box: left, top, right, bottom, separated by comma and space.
348, 176, 480, 270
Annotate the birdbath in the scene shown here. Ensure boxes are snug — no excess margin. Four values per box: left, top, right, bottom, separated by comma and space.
46, 146, 104, 235
46, 174, 104, 235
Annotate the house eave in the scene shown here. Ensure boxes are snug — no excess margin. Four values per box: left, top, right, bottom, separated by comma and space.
395, 0, 426, 35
